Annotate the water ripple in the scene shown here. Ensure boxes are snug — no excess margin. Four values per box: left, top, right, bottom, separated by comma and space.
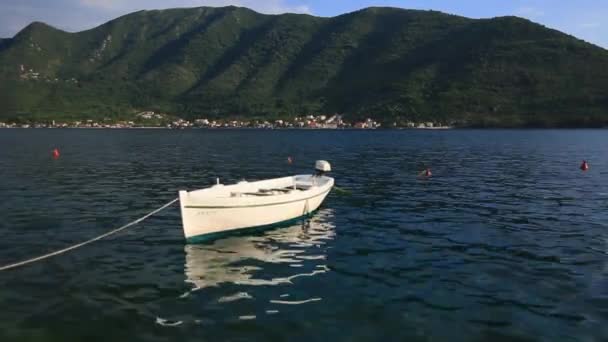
0, 129, 607, 341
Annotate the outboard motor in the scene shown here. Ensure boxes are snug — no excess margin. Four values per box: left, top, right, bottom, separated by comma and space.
314, 160, 331, 177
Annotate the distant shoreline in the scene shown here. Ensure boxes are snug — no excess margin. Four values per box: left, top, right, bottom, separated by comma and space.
2, 126, 607, 130
0, 126, 453, 130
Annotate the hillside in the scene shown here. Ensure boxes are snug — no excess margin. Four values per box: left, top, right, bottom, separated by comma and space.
1, 6, 608, 127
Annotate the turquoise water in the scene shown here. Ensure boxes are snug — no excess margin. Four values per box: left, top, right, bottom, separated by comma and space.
0, 129, 607, 341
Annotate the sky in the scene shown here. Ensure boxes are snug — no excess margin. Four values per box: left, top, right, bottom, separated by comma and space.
1, 0, 607, 48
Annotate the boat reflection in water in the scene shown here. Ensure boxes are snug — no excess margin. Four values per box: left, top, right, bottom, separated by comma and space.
184, 209, 336, 291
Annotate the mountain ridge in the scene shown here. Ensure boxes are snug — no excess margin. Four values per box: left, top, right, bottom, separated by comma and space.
1, 6, 607, 127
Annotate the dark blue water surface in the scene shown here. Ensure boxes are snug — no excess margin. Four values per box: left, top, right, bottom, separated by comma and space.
0, 129, 607, 341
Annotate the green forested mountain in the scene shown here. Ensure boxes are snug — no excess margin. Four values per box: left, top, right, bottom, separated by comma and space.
1, 6, 607, 127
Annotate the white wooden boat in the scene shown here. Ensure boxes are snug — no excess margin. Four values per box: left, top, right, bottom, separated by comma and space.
178, 161, 334, 243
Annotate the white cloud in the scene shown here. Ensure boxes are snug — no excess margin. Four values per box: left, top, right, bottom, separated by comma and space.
579, 22, 600, 29
254, 1, 311, 14
80, 0, 123, 10
79, 0, 311, 15
515, 6, 545, 19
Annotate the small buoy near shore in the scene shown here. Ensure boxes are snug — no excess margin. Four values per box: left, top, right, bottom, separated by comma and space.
52, 148, 60, 159
580, 160, 589, 171
418, 167, 432, 178
287, 156, 293, 165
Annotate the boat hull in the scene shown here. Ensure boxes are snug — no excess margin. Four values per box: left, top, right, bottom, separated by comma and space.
184, 209, 319, 244
179, 177, 332, 243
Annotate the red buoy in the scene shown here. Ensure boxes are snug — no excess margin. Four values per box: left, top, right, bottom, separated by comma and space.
52, 148, 60, 159
580, 160, 589, 171
425, 168, 432, 177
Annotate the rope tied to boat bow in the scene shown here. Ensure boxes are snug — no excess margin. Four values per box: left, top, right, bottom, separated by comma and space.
0, 198, 179, 272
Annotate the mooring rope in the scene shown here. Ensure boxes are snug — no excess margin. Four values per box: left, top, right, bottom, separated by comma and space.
0, 198, 179, 272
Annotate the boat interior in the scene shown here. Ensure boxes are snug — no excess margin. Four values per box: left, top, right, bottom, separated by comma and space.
230, 175, 319, 197
236, 183, 316, 197
187, 175, 331, 199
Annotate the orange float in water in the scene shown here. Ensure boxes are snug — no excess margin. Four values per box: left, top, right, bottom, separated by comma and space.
580, 160, 589, 171
52, 148, 60, 159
